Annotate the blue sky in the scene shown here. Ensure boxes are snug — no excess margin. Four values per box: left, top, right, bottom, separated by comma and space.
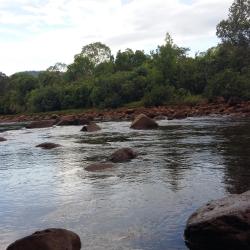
0, 0, 232, 75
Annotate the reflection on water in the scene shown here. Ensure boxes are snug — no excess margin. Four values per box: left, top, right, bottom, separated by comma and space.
0, 117, 250, 249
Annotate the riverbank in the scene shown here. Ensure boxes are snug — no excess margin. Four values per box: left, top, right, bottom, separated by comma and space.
0, 100, 250, 124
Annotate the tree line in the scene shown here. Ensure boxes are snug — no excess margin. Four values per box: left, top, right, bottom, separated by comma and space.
0, 0, 249, 114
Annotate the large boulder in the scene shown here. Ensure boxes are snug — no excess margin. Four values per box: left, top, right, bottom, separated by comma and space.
184, 191, 250, 250
57, 115, 89, 126
26, 120, 56, 129
85, 163, 113, 172
110, 148, 137, 163
81, 122, 101, 132
0, 137, 7, 142
36, 142, 61, 149
130, 114, 158, 130
7, 228, 81, 250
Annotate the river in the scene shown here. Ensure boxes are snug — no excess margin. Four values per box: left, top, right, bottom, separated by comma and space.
0, 116, 250, 249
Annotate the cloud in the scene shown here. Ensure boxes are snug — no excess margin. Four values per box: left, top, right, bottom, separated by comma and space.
0, 0, 232, 75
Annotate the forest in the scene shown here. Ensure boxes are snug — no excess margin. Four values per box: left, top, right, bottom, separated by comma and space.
0, 0, 249, 114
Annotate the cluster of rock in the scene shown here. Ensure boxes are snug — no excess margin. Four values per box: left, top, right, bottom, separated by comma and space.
1, 99, 250, 124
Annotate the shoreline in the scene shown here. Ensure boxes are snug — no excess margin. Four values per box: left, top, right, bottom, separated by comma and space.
0, 100, 250, 124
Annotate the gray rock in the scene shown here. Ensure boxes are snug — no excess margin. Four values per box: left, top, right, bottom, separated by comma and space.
184, 190, 250, 250
7, 228, 81, 250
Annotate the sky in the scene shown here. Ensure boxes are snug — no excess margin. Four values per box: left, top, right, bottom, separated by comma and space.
0, 0, 233, 75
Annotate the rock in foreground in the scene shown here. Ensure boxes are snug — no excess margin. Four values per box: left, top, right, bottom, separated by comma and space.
110, 148, 137, 162
81, 122, 101, 132
26, 119, 57, 129
0, 137, 7, 142
7, 228, 81, 250
85, 163, 113, 172
184, 190, 250, 250
130, 114, 158, 130
36, 142, 61, 149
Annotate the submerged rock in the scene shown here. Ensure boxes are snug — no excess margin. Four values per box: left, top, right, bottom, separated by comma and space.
26, 119, 57, 129
7, 228, 81, 250
81, 122, 101, 132
85, 163, 113, 172
184, 190, 250, 250
0, 137, 7, 142
36, 142, 61, 149
110, 148, 137, 163
130, 114, 158, 130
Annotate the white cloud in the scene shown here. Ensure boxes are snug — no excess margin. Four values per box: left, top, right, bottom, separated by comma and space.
0, 0, 232, 75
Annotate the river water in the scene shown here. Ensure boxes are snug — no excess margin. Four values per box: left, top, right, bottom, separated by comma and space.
0, 116, 250, 250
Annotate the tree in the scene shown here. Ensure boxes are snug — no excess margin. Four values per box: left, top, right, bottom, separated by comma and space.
47, 62, 67, 72
80, 42, 112, 65
216, 0, 250, 46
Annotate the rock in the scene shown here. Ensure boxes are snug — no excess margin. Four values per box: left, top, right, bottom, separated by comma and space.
168, 110, 188, 120
227, 97, 242, 106
36, 142, 61, 149
0, 137, 7, 142
57, 115, 89, 126
110, 148, 137, 162
81, 122, 101, 132
7, 228, 81, 250
26, 119, 56, 129
184, 190, 250, 250
85, 163, 114, 172
130, 114, 158, 130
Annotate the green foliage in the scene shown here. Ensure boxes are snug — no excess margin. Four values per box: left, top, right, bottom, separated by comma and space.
143, 84, 175, 107
216, 0, 250, 46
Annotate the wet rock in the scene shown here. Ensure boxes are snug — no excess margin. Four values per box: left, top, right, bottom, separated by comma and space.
0, 137, 7, 142
57, 115, 89, 126
7, 228, 81, 250
26, 119, 56, 129
130, 114, 158, 130
184, 190, 250, 250
85, 163, 114, 172
110, 148, 137, 163
81, 122, 101, 132
168, 110, 188, 120
36, 142, 61, 149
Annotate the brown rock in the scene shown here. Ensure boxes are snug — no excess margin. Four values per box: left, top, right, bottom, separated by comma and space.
26, 120, 56, 129
110, 148, 137, 163
0, 137, 7, 142
81, 122, 101, 132
85, 163, 114, 172
130, 114, 158, 130
7, 228, 81, 250
168, 110, 188, 120
36, 142, 61, 149
57, 115, 89, 126
184, 190, 250, 250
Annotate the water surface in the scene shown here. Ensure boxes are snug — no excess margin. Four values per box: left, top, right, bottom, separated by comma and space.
0, 116, 250, 249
